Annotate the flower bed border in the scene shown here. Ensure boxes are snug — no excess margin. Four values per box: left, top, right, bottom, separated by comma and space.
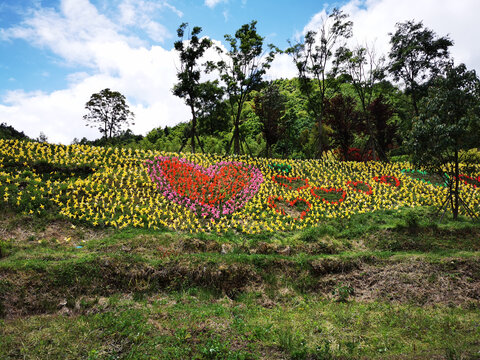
372, 175, 401, 188
310, 187, 346, 204
267, 196, 311, 220
346, 180, 373, 195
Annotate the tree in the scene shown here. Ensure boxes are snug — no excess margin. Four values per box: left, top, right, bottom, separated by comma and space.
324, 93, 362, 160
173, 23, 221, 153
83, 88, 134, 140
388, 20, 453, 117
0, 123, 29, 140
36, 132, 48, 143
252, 82, 287, 158
287, 8, 353, 157
209, 20, 277, 155
335, 43, 388, 160
408, 64, 480, 219
196, 83, 230, 136
367, 94, 396, 157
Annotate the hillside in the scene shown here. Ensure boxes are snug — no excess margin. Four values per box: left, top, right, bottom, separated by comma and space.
1, 139, 480, 359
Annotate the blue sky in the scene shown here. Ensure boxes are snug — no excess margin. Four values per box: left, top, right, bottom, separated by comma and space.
0, 0, 344, 94
1, 0, 479, 143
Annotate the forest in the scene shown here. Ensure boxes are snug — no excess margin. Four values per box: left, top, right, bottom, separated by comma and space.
67, 11, 479, 168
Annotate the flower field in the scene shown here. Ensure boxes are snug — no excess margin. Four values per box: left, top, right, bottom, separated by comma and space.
1, 139, 480, 234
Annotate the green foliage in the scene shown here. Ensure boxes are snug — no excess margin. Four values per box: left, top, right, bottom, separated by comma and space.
287, 8, 353, 157
209, 20, 277, 155
390, 154, 410, 163
332, 283, 355, 302
277, 329, 308, 360
173, 23, 223, 153
388, 20, 453, 116
268, 162, 292, 174
408, 63, 480, 218
0, 239, 12, 258
459, 148, 480, 165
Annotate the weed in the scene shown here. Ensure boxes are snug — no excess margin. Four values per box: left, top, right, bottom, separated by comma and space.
332, 283, 354, 303
312, 340, 333, 360
404, 210, 420, 234
277, 329, 308, 360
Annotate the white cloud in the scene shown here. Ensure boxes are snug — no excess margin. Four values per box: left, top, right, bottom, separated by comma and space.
266, 53, 298, 81
118, 0, 183, 42
205, 0, 228, 9
302, 0, 480, 74
0, 0, 190, 144
223, 10, 229, 22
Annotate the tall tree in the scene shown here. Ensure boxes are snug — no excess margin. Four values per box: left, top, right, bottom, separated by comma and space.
324, 93, 362, 160
335, 43, 388, 160
408, 64, 480, 219
287, 8, 353, 158
173, 23, 220, 153
367, 94, 396, 157
209, 20, 277, 155
388, 20, 453, 117
83, 88, 135, 140
252, 82, 287, 158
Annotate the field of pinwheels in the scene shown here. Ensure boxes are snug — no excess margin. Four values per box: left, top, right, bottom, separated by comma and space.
1, 139, 480, 234
2, 139, 480, 359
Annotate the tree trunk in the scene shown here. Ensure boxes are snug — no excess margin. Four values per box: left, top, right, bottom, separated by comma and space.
317, 116, 323, 158
453, 148, 460, 219
233, 115, 241, 155
411, 92, 420, 117
191, 116, 196, 154
189, 103, 196, 153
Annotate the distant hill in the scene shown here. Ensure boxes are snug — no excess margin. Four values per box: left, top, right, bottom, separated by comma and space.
0, 123, 30, 140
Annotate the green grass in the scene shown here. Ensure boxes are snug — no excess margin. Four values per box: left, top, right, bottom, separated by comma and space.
2, 178, 480, 358
2, 291, 479, 359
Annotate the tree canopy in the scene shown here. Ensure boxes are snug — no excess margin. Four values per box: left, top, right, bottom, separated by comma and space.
408, 63, 480, 219
287, 8, 353, 157
173, 23, 221, 153
209, 20, 277, 155
388, 20, 453, 117
83, 88, 135, 140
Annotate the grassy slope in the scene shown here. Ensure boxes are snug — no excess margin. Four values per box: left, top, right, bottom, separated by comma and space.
1, 208, 480, 359
1, 141, 480, 359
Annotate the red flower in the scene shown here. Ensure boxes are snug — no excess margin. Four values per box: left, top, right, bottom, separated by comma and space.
372, 175, 400, 188
272, 175, 309, 191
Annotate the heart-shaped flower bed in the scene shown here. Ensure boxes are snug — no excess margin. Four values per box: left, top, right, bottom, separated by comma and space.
268, 196, 311, 220
272, 175, 309, 191
401, 169, 448, 187
346, 180, 373, 195
310, 187, 346, 204
372, 175, 401, 188
145, 156, 263, 218
457, 174, 480, 188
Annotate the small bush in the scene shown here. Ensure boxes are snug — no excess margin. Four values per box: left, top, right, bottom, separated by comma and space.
390, 154, 411, 163
332, 283, 354, 302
